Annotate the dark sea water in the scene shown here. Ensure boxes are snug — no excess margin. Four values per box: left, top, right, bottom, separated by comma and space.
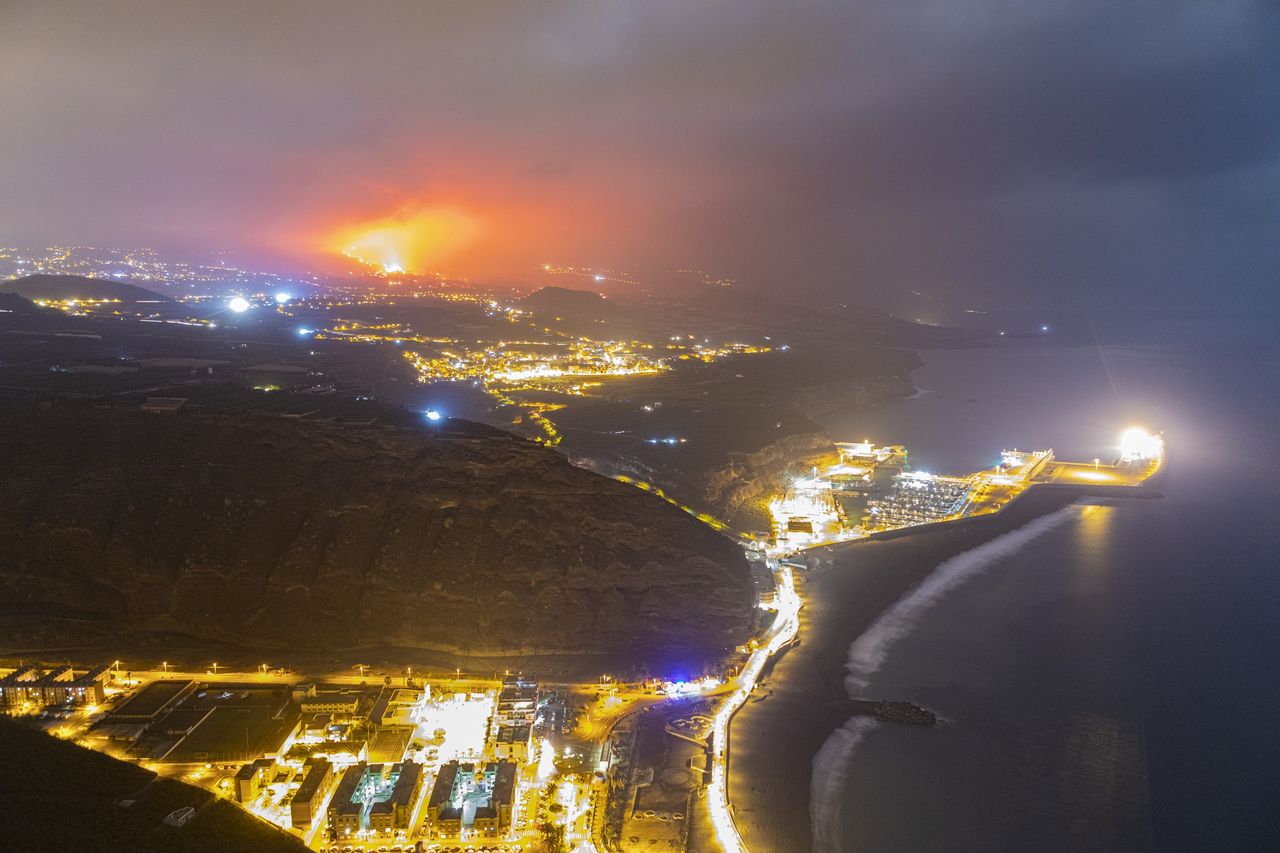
814, 313, 1280, 852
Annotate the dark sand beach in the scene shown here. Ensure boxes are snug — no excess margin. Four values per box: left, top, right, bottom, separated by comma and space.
727, 488, 1077, 853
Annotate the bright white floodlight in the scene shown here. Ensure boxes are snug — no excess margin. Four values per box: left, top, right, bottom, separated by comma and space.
1119, 427, 1161, 461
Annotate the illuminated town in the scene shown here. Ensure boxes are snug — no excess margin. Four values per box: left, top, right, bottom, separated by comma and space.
0, 246, 778, 449
0, 252, 1167, 853
4, 2, 1271, 850
1, 422, 1163, 853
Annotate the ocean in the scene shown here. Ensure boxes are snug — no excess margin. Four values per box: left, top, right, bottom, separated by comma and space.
811, 312, 1280, 852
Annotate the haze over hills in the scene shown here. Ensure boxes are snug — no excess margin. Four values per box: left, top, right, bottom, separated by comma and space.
0, 397, 754, 671
0, 273, 172, 302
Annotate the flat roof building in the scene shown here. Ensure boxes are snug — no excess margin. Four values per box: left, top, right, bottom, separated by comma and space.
107, 680, 197, 723
426, 760, 516, 838
0, 664, 110, 708
160, 706, 300, 765
298, 684, 379, 719
749, 561, 777, 607
426, 761, 460, 837
494, 723, 532, 765
328, 763, 367, 839
291, 759, 335, 829
495, 675, 538, 729
370, 762, 422, 835
328, 761, 422, 838
490, 760, 517, 835
0, 666, 42, 708
234, 757, 275, 803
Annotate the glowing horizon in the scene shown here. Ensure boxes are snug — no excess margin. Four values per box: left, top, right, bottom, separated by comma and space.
328, 207, 483, 275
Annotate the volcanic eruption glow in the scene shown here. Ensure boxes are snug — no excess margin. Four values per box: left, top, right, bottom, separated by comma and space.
330, 207, 482, 275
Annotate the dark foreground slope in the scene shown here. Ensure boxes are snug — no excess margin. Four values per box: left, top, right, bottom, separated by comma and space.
0, 398, 753, 667
0, 717, 307, 853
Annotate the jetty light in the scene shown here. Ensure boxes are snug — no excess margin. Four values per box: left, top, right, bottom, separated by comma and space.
1119, 427, 1161, 461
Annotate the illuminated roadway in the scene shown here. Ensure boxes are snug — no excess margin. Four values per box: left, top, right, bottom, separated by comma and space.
706, 561, 802, 853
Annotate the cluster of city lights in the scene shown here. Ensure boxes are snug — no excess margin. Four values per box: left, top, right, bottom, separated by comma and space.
659, 676, 723, 697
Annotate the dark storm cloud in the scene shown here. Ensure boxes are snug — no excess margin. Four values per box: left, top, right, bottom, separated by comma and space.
1, 0, 1276, 310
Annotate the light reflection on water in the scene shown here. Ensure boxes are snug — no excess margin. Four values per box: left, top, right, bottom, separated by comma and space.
813, 315, 1280, 853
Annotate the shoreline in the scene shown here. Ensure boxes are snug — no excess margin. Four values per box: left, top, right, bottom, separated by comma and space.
724, 487, 1081, 853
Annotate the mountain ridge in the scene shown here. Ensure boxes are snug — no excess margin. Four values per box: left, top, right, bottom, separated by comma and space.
1, 273, 172, 302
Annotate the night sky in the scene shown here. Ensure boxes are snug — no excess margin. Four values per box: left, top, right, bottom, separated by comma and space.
3, 1, 1278, 310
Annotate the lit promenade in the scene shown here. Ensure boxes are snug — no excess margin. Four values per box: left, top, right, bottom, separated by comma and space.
706, 562, 802, 853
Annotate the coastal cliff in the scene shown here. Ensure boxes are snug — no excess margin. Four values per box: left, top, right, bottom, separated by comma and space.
704, 432, 840, 528
0, 398, 754, 665
548, 344, 919, 530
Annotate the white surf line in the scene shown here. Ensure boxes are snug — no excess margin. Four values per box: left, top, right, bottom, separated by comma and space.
806, 503, 1083, 852
845, 503, 1081, 694
810, 716, 879, 853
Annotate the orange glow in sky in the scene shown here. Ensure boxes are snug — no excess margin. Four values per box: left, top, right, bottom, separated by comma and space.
328, 208, 483, 274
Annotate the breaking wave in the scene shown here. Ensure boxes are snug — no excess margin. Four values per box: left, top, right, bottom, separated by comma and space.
846, 503, 1080, 694
809, 503, 1081, 852
811, 716, 879, 853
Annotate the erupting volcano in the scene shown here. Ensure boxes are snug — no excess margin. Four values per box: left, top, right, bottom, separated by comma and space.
329, 207, 482, 274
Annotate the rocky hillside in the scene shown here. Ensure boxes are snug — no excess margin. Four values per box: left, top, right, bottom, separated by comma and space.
555, 348, 919, 528
521, 285, 620, 320
0, 398, 753, 665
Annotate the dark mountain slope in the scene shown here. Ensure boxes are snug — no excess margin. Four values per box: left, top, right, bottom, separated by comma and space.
0, 717, 308, 853
0, 398, 753, 667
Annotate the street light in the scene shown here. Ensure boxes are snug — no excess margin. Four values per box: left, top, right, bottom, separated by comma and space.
161, 661, 168, 673
211, 662, 219, 674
